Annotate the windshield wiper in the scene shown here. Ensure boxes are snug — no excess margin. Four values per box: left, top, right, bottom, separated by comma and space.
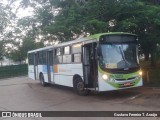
119, 46, 130, 68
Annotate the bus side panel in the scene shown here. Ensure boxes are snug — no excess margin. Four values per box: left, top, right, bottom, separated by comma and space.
50, 65, 54, 83
66, 63, 83, 87
28, 65, 35, 80
53, 63, 83, 87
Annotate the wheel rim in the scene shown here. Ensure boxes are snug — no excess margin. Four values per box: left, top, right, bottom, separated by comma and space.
77, 81, 84, 91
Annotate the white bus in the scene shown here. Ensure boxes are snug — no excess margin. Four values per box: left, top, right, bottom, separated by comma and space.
28, 32, 143, 95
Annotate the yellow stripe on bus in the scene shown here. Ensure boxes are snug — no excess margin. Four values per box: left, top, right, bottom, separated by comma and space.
54, 65, 58, 73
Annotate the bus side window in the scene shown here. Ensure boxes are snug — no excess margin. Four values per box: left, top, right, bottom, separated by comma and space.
28, 53, 34, 65
49, 51, 53, 65
63, 46, 72, 63
38, 51, 42, 65
72, 43, 82, 63
73, 54, 81, 63
64, 46, 70, 55
53, 49, 58, 64
56, 48, 61, 56
42, 51, 47, 65
55, 48, 63, 64
58, 56, 63, 63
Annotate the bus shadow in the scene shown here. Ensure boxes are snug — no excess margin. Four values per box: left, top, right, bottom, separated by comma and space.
89, 88, 141, 101
49, 83, 140, 100
49, 84, 74, 92
34, 82, 141, 101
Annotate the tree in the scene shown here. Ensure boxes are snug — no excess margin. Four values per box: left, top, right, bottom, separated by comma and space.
110, 1, 160, 65
0, 3, 15, 65
4, 0, 160, 66
0, 40, 5, 66
46, 0, 160, 66
8, 37, 44, 63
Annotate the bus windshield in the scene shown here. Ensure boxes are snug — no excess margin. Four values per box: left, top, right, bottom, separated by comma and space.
99, 43, 139, 70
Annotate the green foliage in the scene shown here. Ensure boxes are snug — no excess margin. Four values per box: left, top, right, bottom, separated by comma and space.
0, 4, 10, 33
8, 37, 44, 62
0, 40, 5, 61
35, 0, 160, 41
1, 0, 160, 66
0, 64, 28, 79
0, 2, 16, 63
46, 0, 160, 66
156, 45, 160, 60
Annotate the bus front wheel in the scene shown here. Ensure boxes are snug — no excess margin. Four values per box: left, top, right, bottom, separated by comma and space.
73, 77, 89, 96
39, 73, 47, 87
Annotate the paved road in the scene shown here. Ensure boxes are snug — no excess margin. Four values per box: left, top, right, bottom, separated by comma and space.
0, 77, 160, 120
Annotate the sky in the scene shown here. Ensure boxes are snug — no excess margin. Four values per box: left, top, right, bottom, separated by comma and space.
0, 0, 34, 51
16, 7, 34, 18
1, 0, 33, 18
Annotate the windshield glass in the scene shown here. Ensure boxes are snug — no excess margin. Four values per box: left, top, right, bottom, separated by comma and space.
99, 43, 139, 69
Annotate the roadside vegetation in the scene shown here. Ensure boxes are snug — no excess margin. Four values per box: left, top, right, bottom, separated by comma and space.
140, 60, 160, 87
0, 64, 27, 79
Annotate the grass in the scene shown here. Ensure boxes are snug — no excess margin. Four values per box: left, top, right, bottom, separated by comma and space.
0, 64, 28, 79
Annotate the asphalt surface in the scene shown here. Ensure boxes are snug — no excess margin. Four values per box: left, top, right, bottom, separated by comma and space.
0, 77, 160, 120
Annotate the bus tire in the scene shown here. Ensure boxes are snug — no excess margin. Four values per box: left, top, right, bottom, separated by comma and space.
73, 77, 89, 96
39, 73, 47, 87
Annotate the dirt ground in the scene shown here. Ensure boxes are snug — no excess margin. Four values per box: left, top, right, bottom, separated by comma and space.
0, 76, 160, 120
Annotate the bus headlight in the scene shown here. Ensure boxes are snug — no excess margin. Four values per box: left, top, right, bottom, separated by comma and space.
102, 74, 108, 80
139, 71, 142, 76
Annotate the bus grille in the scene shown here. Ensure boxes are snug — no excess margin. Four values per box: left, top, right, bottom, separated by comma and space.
115, 77, 136, 81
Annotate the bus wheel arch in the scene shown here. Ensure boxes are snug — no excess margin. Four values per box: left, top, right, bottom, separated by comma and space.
39, 72, 47, 87
73, 75, 89, 96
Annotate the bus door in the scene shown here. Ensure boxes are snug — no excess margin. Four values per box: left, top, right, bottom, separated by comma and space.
47, 50, 53, 83
82, 43, 98, 88
34, 53, 38, 80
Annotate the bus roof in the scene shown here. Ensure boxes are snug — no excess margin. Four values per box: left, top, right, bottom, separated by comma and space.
87, 32, 136, 39
28, 46, 54, 53
28, 32, 136, 53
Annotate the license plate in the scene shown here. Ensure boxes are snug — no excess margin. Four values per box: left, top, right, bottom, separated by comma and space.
123, 82, 131, 86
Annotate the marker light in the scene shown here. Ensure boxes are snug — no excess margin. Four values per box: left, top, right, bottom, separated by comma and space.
139, 71, 142, 76
102, 74, 108, 80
